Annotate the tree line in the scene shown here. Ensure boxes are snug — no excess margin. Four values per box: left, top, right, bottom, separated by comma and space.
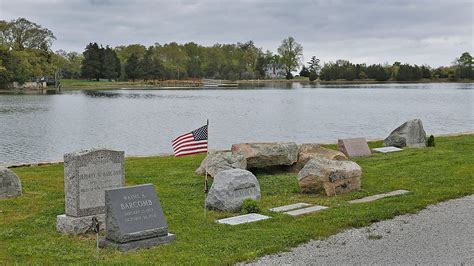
1, 17, 472, 86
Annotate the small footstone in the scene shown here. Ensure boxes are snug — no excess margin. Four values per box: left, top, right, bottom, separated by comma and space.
269, 203, 312, 212
372, 146, 403, 153
284, 205, 328, 216
349, 190, 410, 204
217, 213, 270, 225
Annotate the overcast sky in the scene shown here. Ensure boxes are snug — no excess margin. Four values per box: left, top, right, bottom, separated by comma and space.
1, 0, 472, 67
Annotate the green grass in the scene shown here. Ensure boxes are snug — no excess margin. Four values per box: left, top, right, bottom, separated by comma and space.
1, 135, 473, 264
61, 79, 151, 89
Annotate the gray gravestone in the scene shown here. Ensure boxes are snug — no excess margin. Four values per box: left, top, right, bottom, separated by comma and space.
0, 167, 22, 198
99, 184, 175, 251
57, 148, 125, 234
337, 137, 371, 158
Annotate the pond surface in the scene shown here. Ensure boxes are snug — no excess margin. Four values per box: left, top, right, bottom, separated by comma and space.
0, 82, 473, 164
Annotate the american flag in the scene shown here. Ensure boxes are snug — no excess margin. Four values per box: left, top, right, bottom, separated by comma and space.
171, 125, 208, 157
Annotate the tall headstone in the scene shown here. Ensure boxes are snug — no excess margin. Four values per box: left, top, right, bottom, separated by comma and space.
337, 137, 371, 158
0, 167, 22, 198
56, 148, 125, 234
99, 184, 175, 251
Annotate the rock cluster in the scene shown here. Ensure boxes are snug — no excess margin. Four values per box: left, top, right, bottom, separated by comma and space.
195, 151, 246, 178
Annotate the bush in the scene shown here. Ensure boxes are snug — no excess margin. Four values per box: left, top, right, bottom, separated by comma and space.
426, 135, 435, 147
241, 199, 261, 214
285, 72, 293, 80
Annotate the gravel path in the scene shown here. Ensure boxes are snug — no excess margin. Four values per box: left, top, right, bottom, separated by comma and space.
251, 195, 474, 265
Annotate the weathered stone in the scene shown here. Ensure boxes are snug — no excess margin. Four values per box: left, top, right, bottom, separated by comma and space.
284, 205, 329, 216
99, 184, 175, 251
205, 169, 261, 212
269, 203, 312, 213
290, 144, 347, 172
56, 214, 105, 234
337, 137, 371, 158
384, 119, 427, 148
195, 150, 247, 177
372, 146, 403, 153
231, 142, 298, 168
297, 157, 362, 196
57, 148, 125, 234
63, 148, 125, 217
0, 167, 22, 198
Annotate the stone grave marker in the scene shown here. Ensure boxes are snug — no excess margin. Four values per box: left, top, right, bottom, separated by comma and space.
0, 167, 22, 198
372, 146, 402, 153
338, 137, 371, 158
217, 213, 270, 225
99, 184, 175, 251
56, 148, 125, 234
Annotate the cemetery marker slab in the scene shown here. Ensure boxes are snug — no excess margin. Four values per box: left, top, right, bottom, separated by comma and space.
338, 137, 371, 158
217, 213, 271, 225
372, 146, 403, 153
0, 167, 22, 198
349, 190, 410, 204
99, 184, 175, 251
284, 205, 328, 216
269, 203, 311, 212
57, 148, 125, 234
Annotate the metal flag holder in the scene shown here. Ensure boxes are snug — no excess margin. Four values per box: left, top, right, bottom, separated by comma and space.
204, 119, 210, 217
90, 216, 100, 252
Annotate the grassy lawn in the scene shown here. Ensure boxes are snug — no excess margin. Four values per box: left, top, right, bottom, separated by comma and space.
1, 135, 473, 264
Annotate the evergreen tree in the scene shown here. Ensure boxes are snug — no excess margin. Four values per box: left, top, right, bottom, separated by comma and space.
299, 66, 310, 77
125, 53, 141, 81
102, 46, 120, 80
81, 42, 102, 80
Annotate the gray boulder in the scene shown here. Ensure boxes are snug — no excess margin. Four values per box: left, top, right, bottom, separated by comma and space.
297, 157, 361, 196
384, 119, 427, 148
0, 167, 22, 198
195, 151, 247, 178
231, 142, 298, 168
205, 169, 261, 212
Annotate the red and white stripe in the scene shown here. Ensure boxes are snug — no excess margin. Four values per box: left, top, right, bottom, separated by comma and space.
171, 132, 208, 157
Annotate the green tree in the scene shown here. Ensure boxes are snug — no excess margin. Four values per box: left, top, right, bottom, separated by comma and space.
81, 42, 102, 80
277, 36, 303, 79
299, 66, 310, 77
307, 56, 320, 81
455, 52, 473, 79
125, 53, 141, 81
0, 18, 56, 51
102, 46, 120, 80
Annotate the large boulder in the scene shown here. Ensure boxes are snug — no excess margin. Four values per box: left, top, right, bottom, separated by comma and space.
231, 142, 298, 168
297, 157, 361, 196
290, 144, 347, 172
0, 167, 22, 198
195, 151, 247, 178
205, 169, 261, 212
384, 119, 427, 148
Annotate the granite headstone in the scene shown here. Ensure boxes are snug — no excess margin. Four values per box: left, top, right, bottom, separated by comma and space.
337, 137, 371, 158
56, 148, 125, 234
99, 184, 175, 251
0, 167, 22, 198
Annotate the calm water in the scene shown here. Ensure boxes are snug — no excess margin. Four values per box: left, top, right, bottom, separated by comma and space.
0, 83, 473, 164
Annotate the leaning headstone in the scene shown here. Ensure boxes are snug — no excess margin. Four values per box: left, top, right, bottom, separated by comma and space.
206, 169, 261, 212
99, 184, 175, 251
195, 150, 247, 178
384, 119, 427, 148
56, 148, 125, 234
0, 167, 22, 198
337, 137, 371, 158
231, 142, 298, 168
297, 157, 362, 196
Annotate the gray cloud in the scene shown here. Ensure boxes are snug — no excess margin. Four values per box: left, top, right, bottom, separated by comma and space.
1, 0, 472, 66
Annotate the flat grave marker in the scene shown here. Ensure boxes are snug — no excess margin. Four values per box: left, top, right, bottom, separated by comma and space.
284, 205, 328, 216
372, 146, 403, 153
217, 213, 271, 225
99, 184, 175, 251
338, 137, 371, 158
269, 203, 311, 213
349, 190, 410, 204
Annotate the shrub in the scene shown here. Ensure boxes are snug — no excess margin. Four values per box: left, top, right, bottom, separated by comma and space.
241, 199, 261, 214
426, 135, 435, 147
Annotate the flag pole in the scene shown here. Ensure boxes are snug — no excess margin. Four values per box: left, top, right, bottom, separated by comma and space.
204, 119, 209, 218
